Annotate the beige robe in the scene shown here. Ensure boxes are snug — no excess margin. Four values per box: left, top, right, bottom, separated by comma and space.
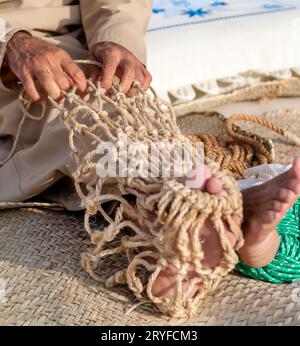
0, 0, 152, 209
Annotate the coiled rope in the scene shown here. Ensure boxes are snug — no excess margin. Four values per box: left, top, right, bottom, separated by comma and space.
1, 60, 300, 314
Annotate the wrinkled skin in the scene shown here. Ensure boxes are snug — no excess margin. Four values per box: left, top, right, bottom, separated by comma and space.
4, 32, 152, 100
5, 32, 87, 101
88, 41, 152, 95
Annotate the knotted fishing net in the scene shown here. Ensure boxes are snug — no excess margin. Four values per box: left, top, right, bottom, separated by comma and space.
45, 66, 245, 318
11, 62, 300, 318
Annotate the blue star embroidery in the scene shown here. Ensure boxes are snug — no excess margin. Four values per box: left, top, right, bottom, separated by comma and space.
152, 8, 165, 14
171, 0, 189, 6
182, 8, 211, 17
262, 3, 283, 10
210, 1, 227, 7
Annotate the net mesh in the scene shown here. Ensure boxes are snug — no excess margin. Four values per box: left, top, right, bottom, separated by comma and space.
44, 79, 244, 318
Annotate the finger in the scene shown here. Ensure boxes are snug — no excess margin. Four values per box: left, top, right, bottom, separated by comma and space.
125, 66, 143, 96
86, 64, 101, 83
134, 68, 147, 89
66, 75, 74, 87
143, 70, 152, 91
53, 68, 71, 91
133, 68, 152, 92
100, 56, 120, 90
34, 69, 61, 100
22, 73, 40, 101
62, 60, 87, 93
119, 61, 135, 93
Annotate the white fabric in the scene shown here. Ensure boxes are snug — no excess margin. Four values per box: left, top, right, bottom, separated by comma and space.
237, 163, 291, 190
145, 0, 300, 99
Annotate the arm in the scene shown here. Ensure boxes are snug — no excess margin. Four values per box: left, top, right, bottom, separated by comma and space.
0, 21, 27, 91
0, 21, 87, 100
80, 0, 152, 64
80, 0, 153, 93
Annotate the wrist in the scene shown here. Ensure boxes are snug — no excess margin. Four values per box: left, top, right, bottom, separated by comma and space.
6, 31, 32, 65
2, 31, 31, 86
7, 31, 32, 50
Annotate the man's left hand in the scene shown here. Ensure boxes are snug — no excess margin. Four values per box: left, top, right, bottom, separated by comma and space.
88, 41, 152, 94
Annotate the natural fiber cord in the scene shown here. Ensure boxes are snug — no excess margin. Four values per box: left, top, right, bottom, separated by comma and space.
2, 60, 300, 318
173, 77, 300, 118
8, 61, 247, 318
46, 78, 244, 319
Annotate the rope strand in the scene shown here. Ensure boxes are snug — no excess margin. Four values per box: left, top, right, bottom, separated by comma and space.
2, 60, 300, 318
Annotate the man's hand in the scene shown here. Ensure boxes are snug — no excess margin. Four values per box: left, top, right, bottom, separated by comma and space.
5, 32, 87, 101
88, 41, 152, 94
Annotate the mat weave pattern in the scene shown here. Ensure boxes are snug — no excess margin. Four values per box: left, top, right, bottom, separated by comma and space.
2, 71, 300, 325
0, 208, 300, 326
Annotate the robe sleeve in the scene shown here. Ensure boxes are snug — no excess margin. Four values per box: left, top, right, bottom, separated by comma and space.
0, 20, 30, 91
80, 0, 153, 65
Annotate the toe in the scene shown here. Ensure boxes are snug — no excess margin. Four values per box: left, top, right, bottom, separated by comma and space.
205, 176, 223, 195
185, 164, 212, 190
288, 156, 300, 180
185, 165, 212, 190
151, 266, 177, 298
285, 178, 300, 196
270, 199, 288, 213
277, 187, 295, 203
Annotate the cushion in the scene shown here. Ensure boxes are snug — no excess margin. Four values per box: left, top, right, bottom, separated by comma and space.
146, 0, 300, 100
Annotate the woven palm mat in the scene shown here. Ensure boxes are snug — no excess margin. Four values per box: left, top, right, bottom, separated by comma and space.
1, 106, 300, 326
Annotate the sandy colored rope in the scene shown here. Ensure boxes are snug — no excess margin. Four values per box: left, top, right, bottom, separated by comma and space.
0, 201, 64, 210
0, 97, 47, 167
186, 112, 300, 179
173, 78, 300, 117
55, 81, 244, 318
1, 208, 300, 326
4, 61, 300, 318
226, 113, 300, 145
14, 61, 245, 318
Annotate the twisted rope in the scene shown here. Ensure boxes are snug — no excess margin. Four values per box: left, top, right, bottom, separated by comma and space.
2, 60, 300, 318
173, 78, 300, 117
25, 61, 246, 318
0, 201, 64, 210
187, 112, 300, 178
61, 79, 244, 318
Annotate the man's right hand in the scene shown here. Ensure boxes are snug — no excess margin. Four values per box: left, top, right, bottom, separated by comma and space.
5, 32, 87, 101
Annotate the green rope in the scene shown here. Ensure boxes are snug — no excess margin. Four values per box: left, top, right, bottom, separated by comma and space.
236, 197, 300, 283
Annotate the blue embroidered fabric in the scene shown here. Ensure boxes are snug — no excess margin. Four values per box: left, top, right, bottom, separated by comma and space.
149, 0, 298, 31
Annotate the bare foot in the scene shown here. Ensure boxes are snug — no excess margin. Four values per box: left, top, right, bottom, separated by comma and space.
151, 164, 237, 298
239, 156, 300, 268
152, 157, 300, 299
